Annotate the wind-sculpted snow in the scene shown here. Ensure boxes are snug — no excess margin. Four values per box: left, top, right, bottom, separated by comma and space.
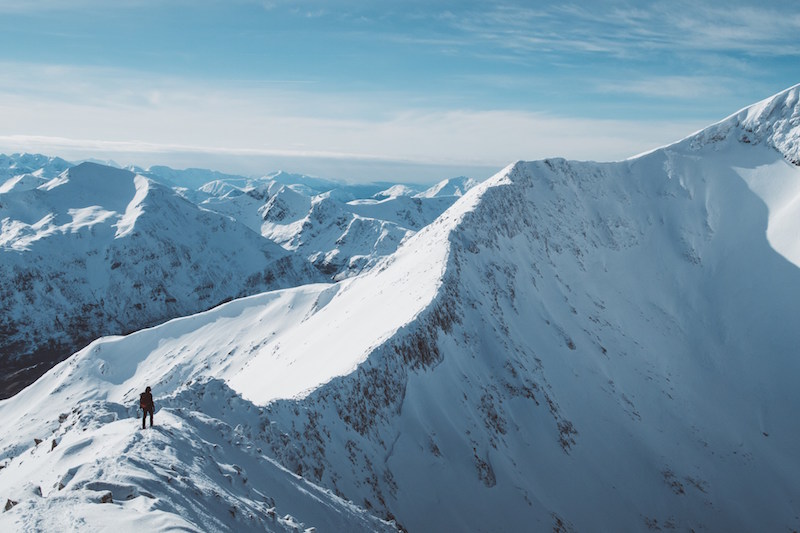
3, 85, 800, 531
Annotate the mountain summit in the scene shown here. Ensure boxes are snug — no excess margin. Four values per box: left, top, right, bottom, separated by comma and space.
686, 82, 800, 165
1, 85, 800, 531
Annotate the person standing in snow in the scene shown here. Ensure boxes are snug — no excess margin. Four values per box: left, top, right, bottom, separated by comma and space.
140, 386, 155, 429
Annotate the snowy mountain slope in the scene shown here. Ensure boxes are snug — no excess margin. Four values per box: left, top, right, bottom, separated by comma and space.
0, 154, 71, 193
3, 84, 800, 532
258, 187, 464, 279
259, 185, 313, 232
0, 153, 71, 180
415, 176, 479, 198
0, 162, 321, 399
166, 169, 478, 281
0, 379, 396, 533
0, 241, 446, 531
685, 82, 800, 266
0, 165, 466, 530
194, 184, 273, 237
0, 154, 476, 396
373, 184, 421, 199
258, 106, 800, 530
347, 195, 456, 231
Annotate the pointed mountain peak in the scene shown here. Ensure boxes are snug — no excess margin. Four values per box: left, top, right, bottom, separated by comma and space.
688, 83, 800, 164
67, 161, 135, 181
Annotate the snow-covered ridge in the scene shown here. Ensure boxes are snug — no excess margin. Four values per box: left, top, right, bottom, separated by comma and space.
0, 154, 71, 194
0, 171, 479, 530
0, 153, 70, 180
1, 163, 142, 251
0, 167, 482, 408
0, 155, 481, 398
687, 82, 800, 164
258, 139, 800, 531
0, 161, 492, 530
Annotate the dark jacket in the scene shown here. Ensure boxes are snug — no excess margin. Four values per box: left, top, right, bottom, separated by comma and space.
140, 391, 154, 411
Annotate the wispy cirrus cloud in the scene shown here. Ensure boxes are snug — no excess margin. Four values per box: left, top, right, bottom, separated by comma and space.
595, 76, 736, 100
663, 3, 800, 55
425, 1, 798, 108
444, 1, 800, 59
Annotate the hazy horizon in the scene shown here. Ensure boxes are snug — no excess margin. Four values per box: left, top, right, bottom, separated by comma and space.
1, 0, 798, 182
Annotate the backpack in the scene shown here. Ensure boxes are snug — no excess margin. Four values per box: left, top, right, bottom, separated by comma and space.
139, 392, 147, 409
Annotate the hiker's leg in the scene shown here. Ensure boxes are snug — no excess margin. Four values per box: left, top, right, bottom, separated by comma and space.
142, 410, 146, 429
149, 410, 154, 427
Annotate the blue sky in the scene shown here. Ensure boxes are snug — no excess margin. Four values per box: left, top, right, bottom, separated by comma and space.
0, 0, 798, 182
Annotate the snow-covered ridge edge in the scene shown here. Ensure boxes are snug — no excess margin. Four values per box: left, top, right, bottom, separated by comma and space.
228, 166, 508, 403
0, 161, 504, 420
0, 164, 510, 531
687, 83, 800, 164
257, 164, 541, 518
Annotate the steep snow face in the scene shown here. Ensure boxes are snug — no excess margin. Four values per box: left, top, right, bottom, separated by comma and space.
673, 83, 800, 268
1, 163, 142, 250
260, 185, 313, 234
0, 162, 321, 399
736, 158, 800, 266
258, 142, 800, 531
197, 179, 244, 197
196, 186, 270, 237
0, 174, 48, 195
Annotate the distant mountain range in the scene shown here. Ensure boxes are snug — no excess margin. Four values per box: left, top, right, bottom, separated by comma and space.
0, 159, 479, 398
1, 83, 799, 532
